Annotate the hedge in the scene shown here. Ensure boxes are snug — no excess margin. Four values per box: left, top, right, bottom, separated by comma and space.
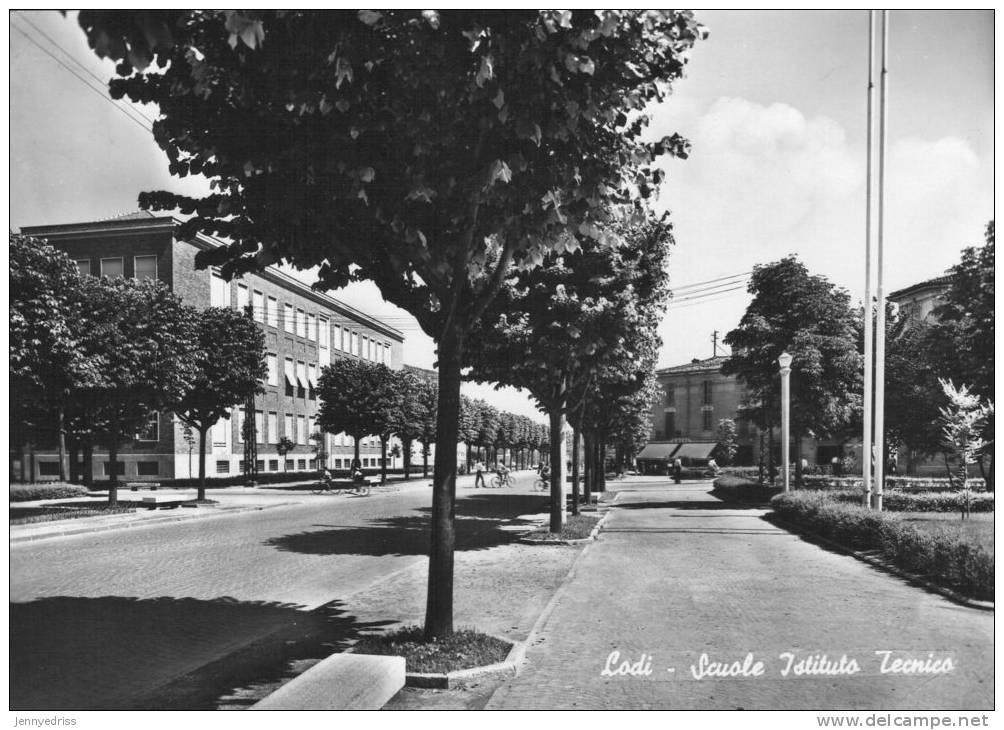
822, 490, 994, 513
770, 491, 993, 600
712, 475, 781, 502
10, 483, 91, 502
801, 475, 987, 492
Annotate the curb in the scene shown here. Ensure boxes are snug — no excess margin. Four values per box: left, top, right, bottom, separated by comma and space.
403, 636, 528, 689
9, 502, 296, 544
768, 514, 994, 612
515, 509, 610, 546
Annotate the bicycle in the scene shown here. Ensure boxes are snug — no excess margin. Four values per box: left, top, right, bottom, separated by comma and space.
489, 471, 513, 488
533, 474, 549, 491
311, 477, 337, 495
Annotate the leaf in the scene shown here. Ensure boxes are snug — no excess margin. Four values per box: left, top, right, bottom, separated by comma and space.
476, 55, 494, 88
359, 167, 376, 183
358, 10, 383, 26
488, 159, 512, 185
491, 89, 505, 109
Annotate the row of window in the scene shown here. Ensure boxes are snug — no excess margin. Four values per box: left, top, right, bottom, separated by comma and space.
74, 255, 157, 280
214, 274, 394, 365
265, 354, 319, 394
663, 381, 714, 407
38, 456, 388, 478
228, 411, 316, 446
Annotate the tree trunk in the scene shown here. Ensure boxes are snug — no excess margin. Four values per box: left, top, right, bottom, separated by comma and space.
28, 439, 36, 484
597, 440, 607, 493
793, 432, 803, 488
107, 428, 119, 506
571, 428, 581, 515
422, 442, 429, 478
768, 427, 776, 486
380, 436, 388, 484
57, 407, 67, 482
82, 438, 93, 488
424, 333, 463, 640
402, 438, 412, 480
353, 434, 361, 468
548, 408, 565, 533
198, 426, 208, 501
583, 431, 593, 504
68, 438, 80, 484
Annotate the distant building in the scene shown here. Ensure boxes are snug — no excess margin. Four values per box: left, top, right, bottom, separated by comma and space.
888, 273, 953, 323
21, 212, 405, 481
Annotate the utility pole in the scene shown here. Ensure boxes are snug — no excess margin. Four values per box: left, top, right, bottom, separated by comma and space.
862, 9, 876, 508
711, 329, 719, 357
242, 303, 258, 486
873, 9, 889, 511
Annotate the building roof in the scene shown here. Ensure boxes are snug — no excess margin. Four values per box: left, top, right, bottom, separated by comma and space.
887, 274, 953, 302
656, 355, 728, 376
21, 213, 405, 341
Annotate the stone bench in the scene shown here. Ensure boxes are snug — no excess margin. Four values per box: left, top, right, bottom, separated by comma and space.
251, 653, 405, 711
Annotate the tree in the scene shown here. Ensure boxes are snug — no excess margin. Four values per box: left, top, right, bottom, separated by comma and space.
10, 234, 93, 483
938, 380, 993, 519
77, 276, 199, 504
316, 358, 402, 482
174, 307, 267, 500
78, 8, 705, 638
393, 370, 429, 480
414, 379, 438, 478
723, 257, 862, 486
715, 418, 739, 466
276, 436, 295, 471
468, 215, 673, 530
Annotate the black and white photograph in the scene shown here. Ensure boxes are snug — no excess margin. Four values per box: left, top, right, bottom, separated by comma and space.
8, 8, 994, 722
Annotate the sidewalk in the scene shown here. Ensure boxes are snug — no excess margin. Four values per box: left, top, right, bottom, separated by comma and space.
486, 480, 994, 711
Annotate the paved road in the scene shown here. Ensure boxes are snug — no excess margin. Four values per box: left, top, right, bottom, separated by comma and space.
488, 480, 994, 710
10, 473, 547, 710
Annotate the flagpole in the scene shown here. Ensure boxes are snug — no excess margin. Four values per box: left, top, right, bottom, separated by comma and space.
862, 9, 875, 508
873, 9, 889, 512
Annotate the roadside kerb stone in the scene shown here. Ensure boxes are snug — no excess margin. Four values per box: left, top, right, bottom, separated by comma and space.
516, 509, 611, 545
768, 513, 995, 612
402, 636, 526, 689
250, 653, 405, 711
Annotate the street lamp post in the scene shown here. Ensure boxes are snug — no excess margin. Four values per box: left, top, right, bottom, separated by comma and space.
778, 352, 792, 493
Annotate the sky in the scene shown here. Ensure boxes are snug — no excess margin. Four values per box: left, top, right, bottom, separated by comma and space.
8, 10, 996, 420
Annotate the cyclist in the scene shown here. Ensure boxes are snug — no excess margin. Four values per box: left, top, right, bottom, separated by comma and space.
495, 461, 510, 486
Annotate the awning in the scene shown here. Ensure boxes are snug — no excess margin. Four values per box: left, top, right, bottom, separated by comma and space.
636, 443, 680, 461
307, 365, 318, 388
283, 359, 296, 386
673, 442, 717, 461
295, 363, 309, 389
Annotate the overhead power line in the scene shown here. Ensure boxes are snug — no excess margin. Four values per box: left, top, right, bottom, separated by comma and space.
12, 20, 153, 135
671, 270, 752, 293
669, 284, 747, 304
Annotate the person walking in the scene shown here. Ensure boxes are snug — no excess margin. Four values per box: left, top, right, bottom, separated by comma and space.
672, 457, 682, 484
474, 460, 486, 488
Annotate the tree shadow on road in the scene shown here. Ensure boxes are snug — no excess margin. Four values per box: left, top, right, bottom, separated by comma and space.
265, 491, 550, 557
10, 595, 392, 710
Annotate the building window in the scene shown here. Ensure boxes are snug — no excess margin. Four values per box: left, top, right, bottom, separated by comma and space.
665, 413, 676, 437
284, 414, 294, 442
237, 408, 245, 444
267, 296, 278, 328
334, 459, 343, 469
38, 461, 61, 476
307, 363, 318, 394
267, 354, 278, 386
351, 332, 359, 357
268, 412, 278, 445
283, 303, 294, 333
256, 459, 265, 473
664, 385, 675, 407
285, 459, 295, 471
297, 415, 307, 444
702, 380, 713, 405
297, 458, 307, 470
269, 459, 279, 472
103, 461, 124, 476
137, 461, 159, 476
216, 460, 230, 475
307, 313, 317, 342
702, 410, 713, 431
210, 271, 229, 307
134, 255, 157, 280
136, 412, 159, 442
296, 361, 308, 391
100, 257, 124, 278
318, 317, 330, 350
362, 336, 369, 360
307, 416, 316, 440
296, 308, 306, 338
237, 282, 250, 311
253, 290, 265, 323
384, 343, 391, 365
74, 259, 91, 276
254, 410, 264, 444
284, 357, 296, 389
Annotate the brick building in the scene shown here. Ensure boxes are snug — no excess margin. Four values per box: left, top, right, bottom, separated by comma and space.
21, 212, 405, 481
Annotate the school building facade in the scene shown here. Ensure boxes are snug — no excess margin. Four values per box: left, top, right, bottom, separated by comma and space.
21, 212, 405, 481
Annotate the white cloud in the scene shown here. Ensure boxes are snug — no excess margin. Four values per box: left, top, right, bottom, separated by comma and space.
646, 95, 992, 367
